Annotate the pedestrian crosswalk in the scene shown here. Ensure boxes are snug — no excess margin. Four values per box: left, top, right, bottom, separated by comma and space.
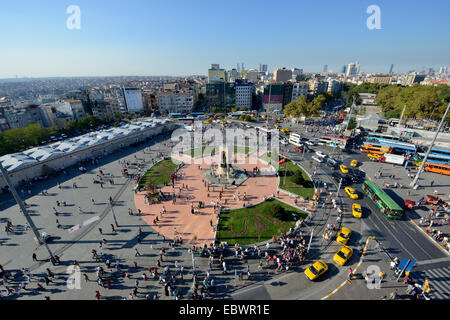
415, 266, 450, 300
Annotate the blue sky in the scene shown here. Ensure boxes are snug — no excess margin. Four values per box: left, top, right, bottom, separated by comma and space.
0, 0, 449, 78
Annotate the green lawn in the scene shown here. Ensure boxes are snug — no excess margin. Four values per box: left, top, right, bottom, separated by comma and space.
278, 160, 315, 200
139, 158, 181, 188
216, 198, 307, 246
186, 146, 251, 158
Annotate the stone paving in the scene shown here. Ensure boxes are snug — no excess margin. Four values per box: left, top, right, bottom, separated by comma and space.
134, 151, 316, 248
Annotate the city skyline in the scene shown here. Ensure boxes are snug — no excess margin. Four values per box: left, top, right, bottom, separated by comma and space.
0, 0, 449, 78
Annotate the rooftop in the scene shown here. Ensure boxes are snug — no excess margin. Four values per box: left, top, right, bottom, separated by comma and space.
0, 117, 170, 174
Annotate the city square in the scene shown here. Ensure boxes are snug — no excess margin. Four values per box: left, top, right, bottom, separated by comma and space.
0, 2, 449, 317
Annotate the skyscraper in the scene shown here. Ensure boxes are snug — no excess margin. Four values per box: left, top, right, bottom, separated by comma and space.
341, 65, 347, 74
346, 61, 359, 77
259, 64, 268, 72
389, 64, 394, 74
323, 65, 328, 73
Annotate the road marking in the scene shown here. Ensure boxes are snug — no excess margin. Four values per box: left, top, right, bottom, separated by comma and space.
320, 237, 370, 300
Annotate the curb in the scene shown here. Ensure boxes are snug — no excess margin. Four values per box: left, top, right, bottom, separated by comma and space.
320, 236, 371, 300
408, 216, 450, 256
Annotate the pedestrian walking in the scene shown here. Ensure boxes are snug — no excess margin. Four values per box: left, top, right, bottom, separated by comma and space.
135, 248, 141, 257
348, 268, 353, 282
111, 224, 116, 232
32, 253, 37, 261
99, 228, 103, 235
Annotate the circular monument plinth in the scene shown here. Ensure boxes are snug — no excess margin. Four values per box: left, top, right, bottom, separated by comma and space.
203, 164, 249, 187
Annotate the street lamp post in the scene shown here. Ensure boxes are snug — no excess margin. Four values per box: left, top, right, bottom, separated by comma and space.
0, 163, 56, 265
410, 102, 450, 189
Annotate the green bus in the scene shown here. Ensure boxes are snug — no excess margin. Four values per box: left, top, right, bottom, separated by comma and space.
362, 180, 404, 219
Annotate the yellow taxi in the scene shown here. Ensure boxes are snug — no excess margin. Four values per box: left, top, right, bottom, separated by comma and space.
274, 123, 279, 128
333, 246, 353, 266
336, 227, 352, 245
345, 187, 358, 199
352, 203, 362, 218
304, 260, 328, 280
350, 159, 358, 167
340, 165, 349, 174
367, 153, 381, 159
204, 119, 212, 124
277, 117, 281, 121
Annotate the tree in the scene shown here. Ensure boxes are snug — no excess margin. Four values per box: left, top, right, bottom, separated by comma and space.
63, 120, 78, 133
114, 112, 123, 120
347, 117, 357, 130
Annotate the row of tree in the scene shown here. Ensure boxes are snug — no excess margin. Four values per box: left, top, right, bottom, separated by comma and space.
283, 94, 330, 118
0, 123, 59, 156
0, 114, 126, 157
375, 85, 450, 120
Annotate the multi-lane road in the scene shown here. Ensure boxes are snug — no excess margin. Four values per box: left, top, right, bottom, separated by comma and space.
228, 117, 450, 300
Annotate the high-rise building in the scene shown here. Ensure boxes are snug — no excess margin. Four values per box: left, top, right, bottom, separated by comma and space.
259, 64, 268, 72
406, 73, 426, 86
205, 82, 235, 109
121, 87, 144, 113
235, 80, 254, 109
438, 66, 448, 74
273, 68, 293, 82
389, 64, 394, 74
208, 64, 227, 83
341, 65, 347, 74
323, 65, 328, 73
263, 83, 284, 112
346, 61, 359, 77
241, 63, 245, 71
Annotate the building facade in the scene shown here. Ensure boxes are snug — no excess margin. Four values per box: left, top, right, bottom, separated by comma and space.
157, 91, 194, 114
208, 64, 227, 83
122, 87, 144, 114
273, 68, 292, 82
263, 83, 284, 111
234, 80, 254, 109
291, 82, 309, 101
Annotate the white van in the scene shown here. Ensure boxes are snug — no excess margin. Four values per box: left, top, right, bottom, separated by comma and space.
315, 151, 327, 159
312, 156, 324, 163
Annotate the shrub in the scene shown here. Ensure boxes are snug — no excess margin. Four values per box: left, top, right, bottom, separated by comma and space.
269, 203, 286, 220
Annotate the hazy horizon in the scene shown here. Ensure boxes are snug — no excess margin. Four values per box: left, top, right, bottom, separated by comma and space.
0, 0, 449, 78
